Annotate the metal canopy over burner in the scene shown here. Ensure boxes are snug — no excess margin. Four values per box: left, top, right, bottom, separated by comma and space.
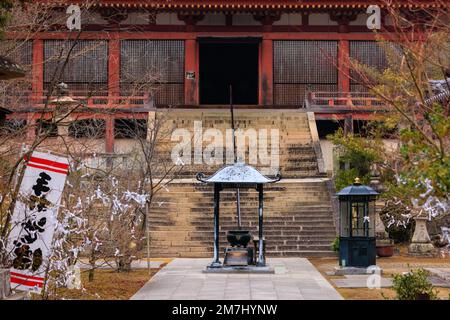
197, 162, 280, 185
197, 85, 281, 272
197, 163, 281, 270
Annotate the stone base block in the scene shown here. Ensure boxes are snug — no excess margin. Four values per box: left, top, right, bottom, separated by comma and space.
4, 292, 30, 300
0, 269, 11, 299
331, 266, 383, 276
203, 265, 274, 274
408, 243, 437, 257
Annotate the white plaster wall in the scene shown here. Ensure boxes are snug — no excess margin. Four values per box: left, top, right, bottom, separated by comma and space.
82, 11, 106, 25
49, 10, 70, 25
273, 13, 302, 26
320, 139, 335, 175
197, 14, 226, 26
232, 14, 260, 26
156, 13, 184, 25
320, 138, 400, 175
114, 139, 142, 154
122, 12, 149, 25
349, 13, 369, 26
308, 13, 338, 26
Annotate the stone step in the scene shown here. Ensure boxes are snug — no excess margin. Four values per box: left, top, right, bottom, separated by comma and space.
154, 193, 332, 199
160, 182, 330, 188
285, 160, 318, 167
188, 234, 335, 241
144, 247, 337, 258
174, 233, 337, 243
150, 237, 334, 246
266, 250, 337, 258
264, 230, 337, 236
157, 204, 332, 211
153, 210, 332, 215
187, 218, 335, 225
151, 224, 334, 232
265, 244, 333, 250
149, 212, 334, 219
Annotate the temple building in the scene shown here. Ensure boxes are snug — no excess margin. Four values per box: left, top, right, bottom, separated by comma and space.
1, 0, 444, 257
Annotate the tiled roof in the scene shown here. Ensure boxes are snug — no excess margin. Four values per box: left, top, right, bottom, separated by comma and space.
425, 90, 450, 106
0, 56, 25, 80
41, 1, 448, 10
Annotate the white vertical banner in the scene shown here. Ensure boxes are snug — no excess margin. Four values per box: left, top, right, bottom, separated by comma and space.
7, 151, 69, 292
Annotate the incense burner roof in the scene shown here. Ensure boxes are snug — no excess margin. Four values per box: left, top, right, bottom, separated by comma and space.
196, 162, 281, 185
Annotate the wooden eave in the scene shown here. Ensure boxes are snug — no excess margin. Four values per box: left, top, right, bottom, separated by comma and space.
36, 0, 449, 12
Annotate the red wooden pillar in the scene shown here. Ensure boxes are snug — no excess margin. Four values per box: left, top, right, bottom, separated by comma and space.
105, 115, 114, 154
28, 39, 43, 140
108, 38, 120, 97
338, 40, 350, 93
31, 39, 44, 101
106, 38, 120, 153
185, 38, 198, 105
260, 39, 273, 106
26, 113, 36, 141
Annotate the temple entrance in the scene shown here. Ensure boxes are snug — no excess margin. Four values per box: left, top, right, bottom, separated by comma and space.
199, 39, 259, 105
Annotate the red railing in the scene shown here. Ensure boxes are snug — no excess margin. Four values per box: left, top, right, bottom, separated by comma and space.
305, 92, 387, 110
29, 92, 153, 109
2, 90, 389, 110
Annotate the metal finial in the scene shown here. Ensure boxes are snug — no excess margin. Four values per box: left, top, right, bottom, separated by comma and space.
354, 177, 361, 185
56, 82, 69, 95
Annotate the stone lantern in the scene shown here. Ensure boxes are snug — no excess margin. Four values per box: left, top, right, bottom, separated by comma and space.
408, 215, 437, 257
49, 82, 80, 106
337, 178, 378, 268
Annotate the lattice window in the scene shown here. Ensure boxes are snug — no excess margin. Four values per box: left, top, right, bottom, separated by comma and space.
120, 40, 184, 106
349, 41, 394, 92
35, 119, 58, 137
44, 40, 108, 96
0, 119, 27, 136
68, 119, 106, 139
274, 40, 338, 106
114, 119, 147, 139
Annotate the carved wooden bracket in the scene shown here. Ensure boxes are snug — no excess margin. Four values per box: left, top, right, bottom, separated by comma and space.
177, 13, 205, 26
329, 10, 359, 33
148, 10, 157, 25
253, 12, 282, 26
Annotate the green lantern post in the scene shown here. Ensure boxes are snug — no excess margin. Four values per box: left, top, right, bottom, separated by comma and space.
337, 178, 379, 268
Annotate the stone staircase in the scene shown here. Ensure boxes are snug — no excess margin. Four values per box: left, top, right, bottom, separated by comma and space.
143, 109, 337, 258
283, 144, 320, 177
147, 180, 336, 258
155, 109, 320, 178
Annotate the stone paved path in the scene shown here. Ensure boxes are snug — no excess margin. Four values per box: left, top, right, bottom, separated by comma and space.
76, 259, 165, 269
426, 268, 450, 282
332, 275, 393, 288
131, 258, 342, 300
331, 270, 450, 289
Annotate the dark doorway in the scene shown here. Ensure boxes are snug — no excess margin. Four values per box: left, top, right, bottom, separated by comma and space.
199, 41, 259, 105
